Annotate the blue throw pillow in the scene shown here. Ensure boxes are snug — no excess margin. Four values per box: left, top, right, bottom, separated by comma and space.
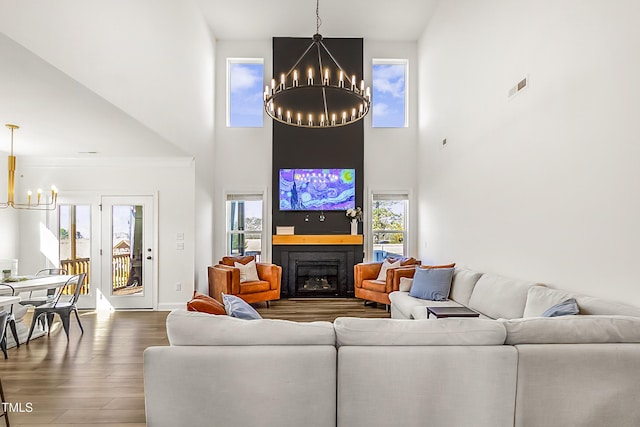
408, 267, 454, 301
541, 298, 579, 317
222, 293, 262, 320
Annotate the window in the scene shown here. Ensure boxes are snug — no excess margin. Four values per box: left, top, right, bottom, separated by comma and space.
372, 60, 408, 128
59, 204, 91, 294
226, 194, 264, 261
371, 194, 408, 261
227, 58, 264, 127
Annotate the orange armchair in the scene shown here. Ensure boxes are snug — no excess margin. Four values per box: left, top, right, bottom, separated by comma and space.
208, 256, 282, 306
354, 258, 421, 306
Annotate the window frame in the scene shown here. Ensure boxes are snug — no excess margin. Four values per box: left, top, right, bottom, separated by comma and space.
371, 58, 409, 128
225, 193, 266, 262
368, 192, 410, 262
226, 57, 265, 128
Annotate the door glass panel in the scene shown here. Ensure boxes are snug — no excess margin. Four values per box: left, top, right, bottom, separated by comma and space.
372, 199, 407, 261
59, 204, 91, 295
227, 199, 263, 262
111, 204, 144, 296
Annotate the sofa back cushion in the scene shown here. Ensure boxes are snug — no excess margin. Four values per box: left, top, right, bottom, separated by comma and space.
449, 268, 483, 306
501, 315, 640, 344
467, 273, 540, 319
334, 317, 506, 346
524, 286, 640, 317
574, 294, 640, 317
167, 309, 335, 346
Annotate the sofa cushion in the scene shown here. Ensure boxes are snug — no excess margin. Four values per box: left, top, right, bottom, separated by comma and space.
334, 317, 506, 346
222, 293, 262, 320
500, 315, 640, 344
449, 268, 483, 306
542, 298, 579, 317
239, 280, 270, 294
166, 309, 335, 346
467, 273, 540, 319
523, 286, 575, 317
386, 256, 418, 266
574, 294, 640, 317
186, 292, 227, 315
408, 267, 454, 301
376, 259, 401, 281
399, 277, 413, 292
362, 279, 386, 293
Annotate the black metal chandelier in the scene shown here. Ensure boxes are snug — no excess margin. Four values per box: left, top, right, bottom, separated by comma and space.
264, 0, 370, 128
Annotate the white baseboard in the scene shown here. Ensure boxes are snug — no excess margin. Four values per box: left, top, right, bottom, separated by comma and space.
158, 302, 186, 311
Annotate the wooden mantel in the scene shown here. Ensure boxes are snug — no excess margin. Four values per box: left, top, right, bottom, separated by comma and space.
272, 234, 363, 245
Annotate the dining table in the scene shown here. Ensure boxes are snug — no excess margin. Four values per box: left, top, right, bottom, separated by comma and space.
0, 274, 73, 347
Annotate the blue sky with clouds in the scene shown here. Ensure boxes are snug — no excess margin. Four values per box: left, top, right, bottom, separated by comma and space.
229, 62, 264, 127
372, 63, 406, 127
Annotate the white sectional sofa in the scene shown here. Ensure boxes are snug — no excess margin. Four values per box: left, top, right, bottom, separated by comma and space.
144, 270, 640, 427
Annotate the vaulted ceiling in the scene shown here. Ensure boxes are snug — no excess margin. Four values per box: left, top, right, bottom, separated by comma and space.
0, 0, 437, 160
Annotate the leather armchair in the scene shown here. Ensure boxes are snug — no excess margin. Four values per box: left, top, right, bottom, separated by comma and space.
208, 256, 281, 305
354, 258, 421, 306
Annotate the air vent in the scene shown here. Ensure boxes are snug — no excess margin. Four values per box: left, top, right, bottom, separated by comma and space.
508, 76, 528, 99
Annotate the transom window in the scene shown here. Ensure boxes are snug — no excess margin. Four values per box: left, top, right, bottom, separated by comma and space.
371, 59, 408, 128
227, 58, 264, 128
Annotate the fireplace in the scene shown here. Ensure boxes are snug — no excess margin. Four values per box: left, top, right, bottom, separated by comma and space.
295, 260, 340, 295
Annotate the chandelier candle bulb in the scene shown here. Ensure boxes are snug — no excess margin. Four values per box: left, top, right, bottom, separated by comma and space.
331, 113, 336, 125
308, 114, 313, 126
27, 190, 32, 205
339, 70, 344, 87
320, 114, 325, 125
351, 75, 356, 90
351, 108, 356, 120
287, 111, 292, 123
324, 68, 329, 84
342, 111, 347, 124
297, 113, 302, 125
360, 80, 365, 93
280, 73, 286, 89
293, 70, 298, 87
308, 68, 313, 85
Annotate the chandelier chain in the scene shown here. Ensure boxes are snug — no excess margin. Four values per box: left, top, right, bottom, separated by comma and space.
316, 0, 322, 35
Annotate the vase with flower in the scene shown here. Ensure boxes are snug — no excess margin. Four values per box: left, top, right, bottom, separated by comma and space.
346, 207, 363, 235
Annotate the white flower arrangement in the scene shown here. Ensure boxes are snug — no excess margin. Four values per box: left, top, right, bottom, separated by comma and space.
346, 207, 363, 222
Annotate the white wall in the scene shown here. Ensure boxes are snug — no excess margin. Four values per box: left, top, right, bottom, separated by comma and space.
418, 0, 640, 306
364, 41, 419, 260
213, 40, 273, 263
16, 158, 195, 309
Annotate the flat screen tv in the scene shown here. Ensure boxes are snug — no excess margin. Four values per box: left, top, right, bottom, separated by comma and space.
279, 168, 355, 211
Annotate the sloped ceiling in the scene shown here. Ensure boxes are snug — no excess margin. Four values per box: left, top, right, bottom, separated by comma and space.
0, 0, 436, 159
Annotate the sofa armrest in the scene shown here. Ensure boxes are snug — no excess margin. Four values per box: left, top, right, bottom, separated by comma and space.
256, 263, 282, 291
354, 262, 383, 288
389, 267, 418, 292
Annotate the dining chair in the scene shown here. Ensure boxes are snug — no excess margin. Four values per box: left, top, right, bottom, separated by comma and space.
25, 273, 86, 343
0, 285, 19, 350
19, 268, 68, 308
0, 310, 8, 359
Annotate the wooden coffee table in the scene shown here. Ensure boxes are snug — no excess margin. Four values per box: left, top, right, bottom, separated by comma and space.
426, 306, 480, 319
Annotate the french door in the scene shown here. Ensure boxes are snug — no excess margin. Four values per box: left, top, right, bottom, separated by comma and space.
100, 196, 155, 309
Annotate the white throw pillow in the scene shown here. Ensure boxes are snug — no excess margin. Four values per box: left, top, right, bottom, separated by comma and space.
376, 259, 401, 281
399, 277, 413, 292
234, 260, 260, 283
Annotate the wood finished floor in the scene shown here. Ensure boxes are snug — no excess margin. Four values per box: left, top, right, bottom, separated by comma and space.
1, 298, 389, 426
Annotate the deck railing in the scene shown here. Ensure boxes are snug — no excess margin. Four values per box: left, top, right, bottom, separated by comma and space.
112, 253, 131, 290
59, 258, 91, 295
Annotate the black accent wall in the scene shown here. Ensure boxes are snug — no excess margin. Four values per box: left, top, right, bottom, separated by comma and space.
271, 37, 365, 235
271, 37, 365, 297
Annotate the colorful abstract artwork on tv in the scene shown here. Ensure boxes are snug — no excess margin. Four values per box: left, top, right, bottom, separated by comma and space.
279, 168, 355, 211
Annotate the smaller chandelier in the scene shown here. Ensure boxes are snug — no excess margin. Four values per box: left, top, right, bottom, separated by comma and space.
0, 124, 58, 211
264, 0, 371, 129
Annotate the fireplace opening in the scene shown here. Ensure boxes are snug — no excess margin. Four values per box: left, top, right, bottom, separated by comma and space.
295, 260, 340, 296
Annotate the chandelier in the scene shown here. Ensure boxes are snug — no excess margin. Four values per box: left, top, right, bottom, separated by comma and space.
264, 0, 371, 128
0, 124, 58, 210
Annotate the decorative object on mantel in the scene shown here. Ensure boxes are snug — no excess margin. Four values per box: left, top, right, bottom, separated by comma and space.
263, 0, 371, 129
346, 207, 363, 235
0, 124, 58, 210
276, 226, 295, 235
